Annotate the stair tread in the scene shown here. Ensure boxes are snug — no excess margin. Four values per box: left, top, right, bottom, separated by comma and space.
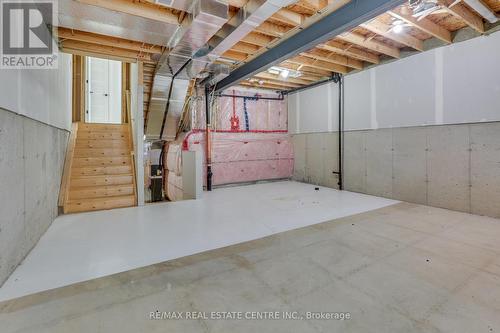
72, 158, 132, 167
67, 194, 135, 203
65, 195, 135, 213
71, 168, 132, 177
69, 184, 135, 200
71, 173, 133, 180
70, 184, 134, 191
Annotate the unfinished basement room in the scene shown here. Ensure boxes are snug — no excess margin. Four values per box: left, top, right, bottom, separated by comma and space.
1, 0, 500, 332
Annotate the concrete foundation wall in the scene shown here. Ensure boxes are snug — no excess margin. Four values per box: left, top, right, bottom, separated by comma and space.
293, 122, 500, 218
292, 132, 340, 190
0, 108, 68, 286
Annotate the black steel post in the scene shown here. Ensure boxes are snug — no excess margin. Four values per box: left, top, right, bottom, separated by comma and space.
338, 74, 344, 190
205, 85, 213, 191
331, 73, 344, 190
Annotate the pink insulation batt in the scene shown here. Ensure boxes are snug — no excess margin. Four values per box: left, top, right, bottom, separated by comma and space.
186, 89, 294, 186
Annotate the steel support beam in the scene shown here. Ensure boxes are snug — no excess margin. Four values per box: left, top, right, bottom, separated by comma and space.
215, 0, 405, 92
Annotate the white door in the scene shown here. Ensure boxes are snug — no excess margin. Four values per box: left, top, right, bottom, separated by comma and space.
86, 57, 122, 124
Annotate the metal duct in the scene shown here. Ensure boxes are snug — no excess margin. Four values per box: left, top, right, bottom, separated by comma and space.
58, 1, 179, 46
159, 0, 296, 140
162, 0, 295, 141
146, 0, 228, 140
155, 0, 192, 13
163, 0, 296, 99
157, 0, 228, 76
182, 0, 298, 83
150, 0, 296, 140
463, 0, 499, 23
209, 0, 297, 60
146, 75, 173, 140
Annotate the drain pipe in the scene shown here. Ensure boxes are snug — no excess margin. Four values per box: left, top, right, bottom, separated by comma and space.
205, 85, 213, 191
217, 93, 285, 101
332, 73, 344, 190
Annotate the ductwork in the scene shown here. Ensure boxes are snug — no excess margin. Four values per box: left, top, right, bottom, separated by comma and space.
157, 1, 228, 76
146, 0, 228, 140
190, 0, 298, 84
147, 0, 295, 141
463, 0, 499, 23
155, 0, 192, 13
208, 0, 297, 60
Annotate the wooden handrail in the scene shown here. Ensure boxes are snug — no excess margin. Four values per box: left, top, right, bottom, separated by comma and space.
126, 89, 138, 206
58, 122, 79, 212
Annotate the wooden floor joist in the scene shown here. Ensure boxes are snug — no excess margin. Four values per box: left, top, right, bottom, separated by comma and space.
57, 0, 494, 93
58, 28, 163, 54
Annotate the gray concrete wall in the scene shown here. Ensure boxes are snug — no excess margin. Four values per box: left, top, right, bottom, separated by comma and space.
292, 132, 340, 190
292, 122, 500, 218
0, 108, 68, 286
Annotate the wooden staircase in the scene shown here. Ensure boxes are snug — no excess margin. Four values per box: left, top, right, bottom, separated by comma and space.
59, 123, 137, 214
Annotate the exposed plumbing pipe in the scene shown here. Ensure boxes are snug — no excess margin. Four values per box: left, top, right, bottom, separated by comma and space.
462, 0, 499, 23
205, 85, 213, 191
217, 93, 285, 101
332, 73, 344, 190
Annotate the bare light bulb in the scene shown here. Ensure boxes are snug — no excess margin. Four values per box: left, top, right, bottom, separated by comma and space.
280, 69, 290, 79
393, 24, 404, 34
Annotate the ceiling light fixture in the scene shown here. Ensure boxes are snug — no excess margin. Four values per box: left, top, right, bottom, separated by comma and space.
280, 69, 290, 79
392, 22, 404, 33
392, 21, 404, 34
389, 18, 410, 33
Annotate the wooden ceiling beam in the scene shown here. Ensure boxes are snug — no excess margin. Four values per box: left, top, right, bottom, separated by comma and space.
222, 50, 248, 62
287, 55, 348, 74
270, 9, 305, 26
317, 40, 380, 64
248, 77, 302, 88
226, 0, 248, 7
231, 42, 261, 55
280, 61, 332, 77
75, 0, 179, 25
61, 40, 153, 62
388, 8, 452, 44
298, 0, 330, 11
255, 72, 315, 85
440, 0, 485, 33
241, 32, 276, 47
360, 19, 424, 51
301, 48, 364, 69
240, 81, 291, 91
338, 32, 401, 58
58, 27, 163, 54
255, 21, 292, 37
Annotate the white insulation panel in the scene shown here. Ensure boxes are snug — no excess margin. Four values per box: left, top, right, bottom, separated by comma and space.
0, 53, 73, 131
288, 31, 500, 133
289, 81, 339, 134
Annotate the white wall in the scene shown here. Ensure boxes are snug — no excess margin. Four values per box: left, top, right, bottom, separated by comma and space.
0, 53, 73, 130
288, 81, 339, 134
289, 31, 500, 133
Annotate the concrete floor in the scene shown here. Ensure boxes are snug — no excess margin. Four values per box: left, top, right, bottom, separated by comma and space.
0, 181, 397, 301
1, 202, 500, 332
